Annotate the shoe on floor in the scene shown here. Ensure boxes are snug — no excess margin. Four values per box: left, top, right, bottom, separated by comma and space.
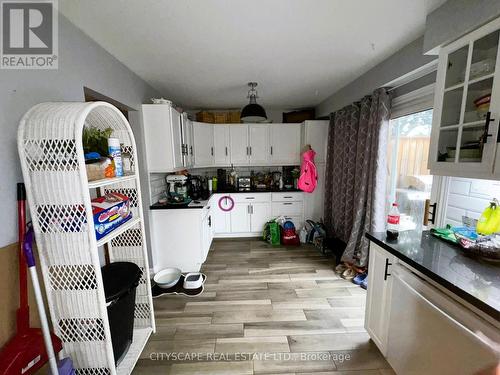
334, 263, 348, 275
352, 273, 367, 285
361, 277, 368, 289
341, 267, 357, 280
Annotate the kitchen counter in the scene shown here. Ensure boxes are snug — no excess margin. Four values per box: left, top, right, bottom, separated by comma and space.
150, 188, 302, 210
366, 230, 500, 321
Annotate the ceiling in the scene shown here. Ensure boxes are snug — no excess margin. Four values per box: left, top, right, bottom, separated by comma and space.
60, 0, 446, 109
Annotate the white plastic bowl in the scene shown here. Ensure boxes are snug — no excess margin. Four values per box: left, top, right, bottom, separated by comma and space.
154, 267, 182, 289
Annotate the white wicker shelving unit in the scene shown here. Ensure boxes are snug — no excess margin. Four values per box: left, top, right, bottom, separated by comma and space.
17, 102, 155, 375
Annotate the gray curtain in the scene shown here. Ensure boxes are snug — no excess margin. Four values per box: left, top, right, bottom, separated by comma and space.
324, 88, 391, 267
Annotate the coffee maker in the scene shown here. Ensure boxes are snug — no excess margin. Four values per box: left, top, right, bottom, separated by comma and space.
189, 176, 202, 200
165, 175, 189, 202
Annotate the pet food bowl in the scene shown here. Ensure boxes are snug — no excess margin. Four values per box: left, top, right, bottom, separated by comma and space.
154, 267, 182, 289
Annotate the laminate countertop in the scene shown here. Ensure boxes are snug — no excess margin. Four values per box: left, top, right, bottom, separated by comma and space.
150, 188, 302, 210
366, 230, 500, 321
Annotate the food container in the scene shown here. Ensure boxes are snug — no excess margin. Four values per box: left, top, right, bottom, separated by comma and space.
91, 193, 132, 240
154, 267, 182, 288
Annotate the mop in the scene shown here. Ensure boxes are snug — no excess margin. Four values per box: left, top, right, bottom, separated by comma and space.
23, 226, 75, 375
0, 184, 63, 374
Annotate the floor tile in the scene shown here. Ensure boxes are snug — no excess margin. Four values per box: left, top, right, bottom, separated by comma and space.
140, 338, 215, 359
272, 298, 332, 310
216, 336, 290, 353
330, 341, 390, 371
253, 351, 336, 374
288, 332, 371, 352
175, 323, 244, 339
295, 287, 351, 298
213, 309, 306, 324
170, 360, 253, 374
244, 320, 347, 337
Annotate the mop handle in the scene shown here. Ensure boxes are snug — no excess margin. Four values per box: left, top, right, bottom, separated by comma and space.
23, 227, 59, 375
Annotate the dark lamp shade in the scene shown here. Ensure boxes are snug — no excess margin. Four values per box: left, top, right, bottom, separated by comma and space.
241, 103, 267, 122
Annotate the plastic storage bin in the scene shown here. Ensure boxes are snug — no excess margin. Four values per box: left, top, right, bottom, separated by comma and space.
101, 262, 141, 365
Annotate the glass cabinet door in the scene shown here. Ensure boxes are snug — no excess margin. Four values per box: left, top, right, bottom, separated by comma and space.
435, 29, 500, 165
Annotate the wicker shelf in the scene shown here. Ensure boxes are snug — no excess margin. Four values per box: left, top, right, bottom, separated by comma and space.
18, 101, 155, 375
116, 327, 152, 375
96, 217, 141, 247
88, 173, 137, 189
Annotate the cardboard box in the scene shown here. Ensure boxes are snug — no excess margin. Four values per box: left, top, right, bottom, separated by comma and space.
92, 193, 132, 240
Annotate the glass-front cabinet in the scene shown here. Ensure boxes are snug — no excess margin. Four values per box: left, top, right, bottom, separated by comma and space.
429, 18, 500, 178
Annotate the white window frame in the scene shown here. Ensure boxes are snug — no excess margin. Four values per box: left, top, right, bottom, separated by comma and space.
389, 83, 448, 227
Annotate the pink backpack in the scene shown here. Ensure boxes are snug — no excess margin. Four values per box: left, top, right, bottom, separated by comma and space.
298, 149, 317, 193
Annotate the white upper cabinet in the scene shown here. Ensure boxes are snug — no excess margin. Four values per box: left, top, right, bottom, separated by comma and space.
429, 18, 500, 179
301, 120, 329, 164
248, 124, 270, 165
181, 113, 194, 168
193, 121, 215, 167
230, 124, 250, 165
214, 124, 231, 166
142, 104, 184, 172
270, 123, 301, 165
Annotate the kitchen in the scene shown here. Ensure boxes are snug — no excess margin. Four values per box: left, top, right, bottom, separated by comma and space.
1, 1, 500, 375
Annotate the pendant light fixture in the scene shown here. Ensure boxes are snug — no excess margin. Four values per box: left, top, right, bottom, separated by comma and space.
240, 82, 267, 122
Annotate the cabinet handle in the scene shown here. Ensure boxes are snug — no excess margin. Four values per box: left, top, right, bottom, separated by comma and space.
249, 146, 252, 155
246, 146, 249, 155
225, 146, 228, 156
424, 200, 437, 226
270, 146, 273, 155
190, 145, 193, 155
283, 202, 293, 205
211, 147, 214, 156
482, 111, 494, 144
247, 205, 250, 214
208, 215, 211, 227
384, 258, 392, 281
245, 197, 255, 200
250, 205, 253, 214
284, 196, 293, 198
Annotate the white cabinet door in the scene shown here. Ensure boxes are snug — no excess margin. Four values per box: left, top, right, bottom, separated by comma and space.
302, 120, 329, 163
270, 124, 301, 165
365, 242, 396, 356
214, 125, 231, 166
230, 203, 251, 233
142, 104, 183, 172
211, 195, 232, 234
250, 202, 271, 233
181, 114, 194, 167
171, 109, 184, 169
230, 125, 249, 165
249, 124, 270, 164
193, 121, 215, 167
428, 20, 500, 178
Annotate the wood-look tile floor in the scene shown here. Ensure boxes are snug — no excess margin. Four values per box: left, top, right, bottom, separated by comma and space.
133, 239, 395, 375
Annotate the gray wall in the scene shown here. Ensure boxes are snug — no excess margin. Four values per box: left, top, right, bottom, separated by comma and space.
0, 15, 161, 248
424, 0, 500, 53
315, 37, 437, 117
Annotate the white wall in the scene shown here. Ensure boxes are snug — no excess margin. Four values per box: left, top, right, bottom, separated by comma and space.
0, 14, 161, 248
443, 177, 500, 227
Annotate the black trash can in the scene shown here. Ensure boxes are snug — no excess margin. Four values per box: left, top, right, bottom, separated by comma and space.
101, 262, 142, 365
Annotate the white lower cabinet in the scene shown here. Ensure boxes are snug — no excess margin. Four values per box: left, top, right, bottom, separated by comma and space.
150, 208, 213, 273
231, 203, 252, 233
249, 202, 271, 234
365, 243, 396, 356
211, 194, 232, 234
211, 192, 304, 237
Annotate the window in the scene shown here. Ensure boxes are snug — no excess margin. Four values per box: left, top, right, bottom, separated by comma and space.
387, 109, 434, 231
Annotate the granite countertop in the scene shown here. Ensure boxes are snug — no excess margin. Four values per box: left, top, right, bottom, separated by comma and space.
366, 230, 500, 321
150, 188, 302, 210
